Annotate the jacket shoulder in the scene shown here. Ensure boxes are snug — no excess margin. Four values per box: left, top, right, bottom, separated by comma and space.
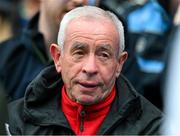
0, 35, 22, 51
138, 95, 163, 134
8, 98, 25, 135
115, 75, 163, 134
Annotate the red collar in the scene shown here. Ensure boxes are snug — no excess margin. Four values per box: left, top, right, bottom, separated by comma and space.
61, 85, 116, 135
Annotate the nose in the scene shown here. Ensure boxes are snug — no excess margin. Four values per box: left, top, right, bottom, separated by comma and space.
82, 55, 98, 76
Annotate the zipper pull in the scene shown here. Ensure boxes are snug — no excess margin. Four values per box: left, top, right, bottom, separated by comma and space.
80, 110, 86, 132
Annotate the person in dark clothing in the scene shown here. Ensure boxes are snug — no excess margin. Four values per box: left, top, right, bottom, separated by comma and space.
97, 0, 172, 110
8, 6, 163, 135
0, 0, 22, 42
0, 0, 89, 101
120, 0, 172, 110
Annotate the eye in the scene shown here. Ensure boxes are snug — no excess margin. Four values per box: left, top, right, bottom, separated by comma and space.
100, 52, 109, 58
98, 51, 111, 60
70, 42, 88, 59
72, 50, 85, 59
73, 50, 84, 55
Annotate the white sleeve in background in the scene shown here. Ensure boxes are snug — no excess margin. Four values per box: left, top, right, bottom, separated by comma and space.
162, 26, 180, 135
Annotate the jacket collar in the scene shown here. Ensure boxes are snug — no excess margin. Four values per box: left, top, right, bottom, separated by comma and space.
23, 65, 142, 132
24, 65, 70, 129
97, 75, 142, 134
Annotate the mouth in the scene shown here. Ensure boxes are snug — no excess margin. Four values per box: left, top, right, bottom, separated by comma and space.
80, 83, 98, 88
78, 82, 101, 90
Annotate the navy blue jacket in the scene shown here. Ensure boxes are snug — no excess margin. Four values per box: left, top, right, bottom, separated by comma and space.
0, 13, 51, 101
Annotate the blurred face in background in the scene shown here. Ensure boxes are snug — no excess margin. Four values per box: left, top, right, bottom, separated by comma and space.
157, 0, 179, 17
169, 0, 180, 25
170, 0, 179, 16
41, 0, 89, 26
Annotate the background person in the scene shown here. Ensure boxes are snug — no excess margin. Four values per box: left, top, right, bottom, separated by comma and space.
99, 0, 173, 110
0, 0, 22, 42
0, 0, 89, 102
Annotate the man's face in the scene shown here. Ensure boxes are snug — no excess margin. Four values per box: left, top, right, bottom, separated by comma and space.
53, 17, 127, 105
171, 0, 179, 16
43, 0, 88, 25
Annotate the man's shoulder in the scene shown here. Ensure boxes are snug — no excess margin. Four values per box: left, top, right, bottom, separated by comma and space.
118, 74, 162, 114
0, 28, 37, 55
140, 95, 163, 118
121, 75, 163, 120
0, 35, 22, 48
0, 35, 25, 64
116, 75, 163, 134
8, 98, 25, 134
8, 98, 24, 120
0, 32, 38, 71
136, 95, 163, 134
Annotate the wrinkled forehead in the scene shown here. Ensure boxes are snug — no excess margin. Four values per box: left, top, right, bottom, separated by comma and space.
63, 16, 120, 54
66, 16, 118, 36
68, 14, 114, 26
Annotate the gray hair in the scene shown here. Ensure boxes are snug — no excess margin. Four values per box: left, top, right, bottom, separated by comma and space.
57, 6, 125, 55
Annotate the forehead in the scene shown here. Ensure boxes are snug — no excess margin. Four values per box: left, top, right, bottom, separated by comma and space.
66, 16, 119, 39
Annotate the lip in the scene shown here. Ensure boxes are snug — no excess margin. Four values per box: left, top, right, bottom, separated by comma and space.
79, 82, 100, 89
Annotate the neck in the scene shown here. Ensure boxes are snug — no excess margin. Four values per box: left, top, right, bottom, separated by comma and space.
38, 12, 59, 58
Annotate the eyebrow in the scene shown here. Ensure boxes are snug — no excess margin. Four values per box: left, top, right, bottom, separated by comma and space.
70, 42, 88, 52
96, 44, 113, 52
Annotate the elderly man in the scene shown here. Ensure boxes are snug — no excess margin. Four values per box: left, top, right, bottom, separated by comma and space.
8, 6, 163, 135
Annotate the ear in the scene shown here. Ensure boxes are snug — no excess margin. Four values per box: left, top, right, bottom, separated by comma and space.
50, 43, 62, 73
116, 51, 128, 77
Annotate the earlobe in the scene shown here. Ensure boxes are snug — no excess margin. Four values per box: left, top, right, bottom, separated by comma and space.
116, 51, 128, 77
50, 43, 62, 73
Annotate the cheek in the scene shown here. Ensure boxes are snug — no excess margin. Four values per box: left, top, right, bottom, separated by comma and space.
61, 58, 82, 84
100, 64, 117, 85
61, 62, 73, 81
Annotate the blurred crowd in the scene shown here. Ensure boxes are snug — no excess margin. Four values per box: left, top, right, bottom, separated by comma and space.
0, 0, 40, 42
0, 0, 179, 134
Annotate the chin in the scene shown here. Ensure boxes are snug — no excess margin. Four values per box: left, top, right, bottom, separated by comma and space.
76, 96, 99, 106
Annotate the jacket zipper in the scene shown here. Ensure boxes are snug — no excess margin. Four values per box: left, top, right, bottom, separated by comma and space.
80, 110, 86, 132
